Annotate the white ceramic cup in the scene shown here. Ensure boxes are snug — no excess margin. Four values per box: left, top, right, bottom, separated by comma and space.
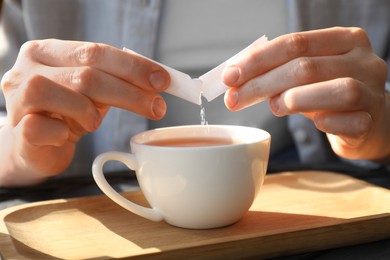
92, 125, 271, 229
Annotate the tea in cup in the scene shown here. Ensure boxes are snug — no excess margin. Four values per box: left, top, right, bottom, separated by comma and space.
92, 125, 271, 229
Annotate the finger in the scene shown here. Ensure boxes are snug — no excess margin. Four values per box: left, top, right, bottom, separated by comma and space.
14, 114, 76, 176
327, 133, 368, 160
16, 114, 70, 146
6, 74, 100, 131
269, 78, 369, 116
313, 111, 373, 140
223, 27, 371, 87
225, 54, 362, 111
19, 39, 170, 91
45, 66, 167, 120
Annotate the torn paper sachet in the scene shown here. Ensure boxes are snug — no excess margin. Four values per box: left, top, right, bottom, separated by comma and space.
124, 35, 268, 105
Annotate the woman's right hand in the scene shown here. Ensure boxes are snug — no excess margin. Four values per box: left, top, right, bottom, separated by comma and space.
0, 39, 170, 186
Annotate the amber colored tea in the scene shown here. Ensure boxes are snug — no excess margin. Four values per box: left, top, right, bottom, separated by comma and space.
144, 137, 234, 147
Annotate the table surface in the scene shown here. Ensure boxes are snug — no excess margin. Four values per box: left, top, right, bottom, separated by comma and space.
0, 170, 389, 259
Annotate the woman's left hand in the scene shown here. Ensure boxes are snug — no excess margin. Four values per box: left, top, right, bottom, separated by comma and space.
223, 27, 390, 162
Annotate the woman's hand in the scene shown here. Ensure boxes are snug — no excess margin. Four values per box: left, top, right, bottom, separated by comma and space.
223, 27, 390, 162
0, 39, 170, 186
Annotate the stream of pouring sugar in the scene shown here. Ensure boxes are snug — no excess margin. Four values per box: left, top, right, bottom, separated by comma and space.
199, 93, 208, 126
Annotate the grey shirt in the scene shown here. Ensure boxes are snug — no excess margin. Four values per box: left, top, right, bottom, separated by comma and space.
288, 0, 390, 165
0, 0, 389, 177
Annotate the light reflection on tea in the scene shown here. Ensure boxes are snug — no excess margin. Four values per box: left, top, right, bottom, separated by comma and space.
144, 137, 233, 147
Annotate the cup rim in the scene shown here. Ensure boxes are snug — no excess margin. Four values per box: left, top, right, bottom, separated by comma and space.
130, 124, 271, 149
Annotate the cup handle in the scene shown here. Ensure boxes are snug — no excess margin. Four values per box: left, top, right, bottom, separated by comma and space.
92, 152, 163, 222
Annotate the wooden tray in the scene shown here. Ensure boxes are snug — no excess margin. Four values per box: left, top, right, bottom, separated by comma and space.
1, 171, 389, 259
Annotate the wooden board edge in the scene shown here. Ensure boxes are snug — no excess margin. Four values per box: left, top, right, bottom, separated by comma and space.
131, 214, 390, 260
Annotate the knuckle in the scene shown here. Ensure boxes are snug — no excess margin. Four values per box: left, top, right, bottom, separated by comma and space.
358, 113, 372, 135
243, 78, 269, 106
244, 50, 262, 70
5, 75, 50, 127
293, 57, 318, 83
19, 114, 37, 142
377, 57, 388, 76
74, 42, 101, 65
20, 40, 42, 58
22, 74, 49, 105
347, 112, 372, 139
349, 27, 370, 46
1, 70, 21, 93
83, 103, 99, 122
285, 33, 309, 58
354, 118, 371, 137
71, 67, 96, 93
93, 114, 103, 129
246, 78, 262, 98
125, 53, 138, 71
371, 57, 388, 84
337, 78, 363, 107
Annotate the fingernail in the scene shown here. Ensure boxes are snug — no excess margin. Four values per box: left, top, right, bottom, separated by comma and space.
223, 65, 240, 85
94, 113, 102, 130
150, 71, 168, 90
270, 96, 281, 116
313, 114, 324, 130
226, 90, 239, 109
152, 97, 166, 119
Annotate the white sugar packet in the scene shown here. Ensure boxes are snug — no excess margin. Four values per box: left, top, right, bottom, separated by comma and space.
124, 35, 268, 105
